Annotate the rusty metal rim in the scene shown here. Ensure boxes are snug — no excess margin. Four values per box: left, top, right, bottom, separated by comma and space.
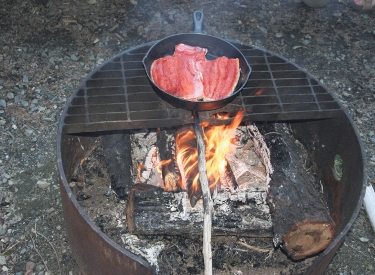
56, 130, 156, 274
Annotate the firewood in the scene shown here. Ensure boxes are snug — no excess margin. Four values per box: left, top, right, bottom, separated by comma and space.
126, 187, 272, 237
257, 122, 336, 260
156, 129, 183, 192
101, 131, 133, 198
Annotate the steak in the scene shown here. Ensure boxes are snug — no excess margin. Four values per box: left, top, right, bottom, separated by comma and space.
150, 44, 240, 101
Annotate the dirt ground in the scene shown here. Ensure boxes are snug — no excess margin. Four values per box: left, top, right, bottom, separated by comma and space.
0, 0, 374, 274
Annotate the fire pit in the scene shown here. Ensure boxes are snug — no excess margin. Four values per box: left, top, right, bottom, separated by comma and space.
56, 41, 366, 275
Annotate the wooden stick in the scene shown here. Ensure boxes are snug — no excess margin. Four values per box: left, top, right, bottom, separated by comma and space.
364, 184, 375, 233
236, 241, 270, 253
193, 111, 213, 275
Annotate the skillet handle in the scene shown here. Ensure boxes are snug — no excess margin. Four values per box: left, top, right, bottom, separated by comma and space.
193, 10, 204, 34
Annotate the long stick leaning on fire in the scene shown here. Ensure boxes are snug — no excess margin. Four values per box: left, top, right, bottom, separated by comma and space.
193, 111, 213, 275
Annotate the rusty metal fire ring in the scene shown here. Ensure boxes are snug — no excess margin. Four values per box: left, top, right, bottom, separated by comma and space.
56, 41, 367, 275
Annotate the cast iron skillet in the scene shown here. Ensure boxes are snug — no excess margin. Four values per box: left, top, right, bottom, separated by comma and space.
142, 11, 251, 111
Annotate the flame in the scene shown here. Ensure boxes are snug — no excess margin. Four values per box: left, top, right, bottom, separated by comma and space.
176, 110, 245, 196
157, 159, 172, 174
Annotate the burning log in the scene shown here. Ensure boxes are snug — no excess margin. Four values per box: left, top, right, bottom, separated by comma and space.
126, 186, 272, 237
101, 131, 133, 198
126, 121, 273, 237
156, 129, 183, 192
257, 122, 336, 260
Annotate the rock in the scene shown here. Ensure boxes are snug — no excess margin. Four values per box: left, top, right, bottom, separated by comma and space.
0, 255, 6, 265
70, 54, 78, 61
23, 75, 29, 83
35, 264, 45, 272
36, 180, 51, 189
359, 237, 369, 243
0, 99, 6, 108
26, 261, 35, 272
6, 92, 14, 99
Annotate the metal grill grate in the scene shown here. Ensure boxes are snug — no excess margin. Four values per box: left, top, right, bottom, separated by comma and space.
63, 42, 342, 133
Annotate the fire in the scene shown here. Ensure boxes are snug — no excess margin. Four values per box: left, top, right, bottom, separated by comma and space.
176, 110, 245, 196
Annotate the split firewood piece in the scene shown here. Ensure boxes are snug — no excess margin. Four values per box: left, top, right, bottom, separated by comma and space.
126, 187, 272, 237
131, 130, 164, 188
156, 128, 183, 192
257, 122, 336, 260
100, 131, 133, 198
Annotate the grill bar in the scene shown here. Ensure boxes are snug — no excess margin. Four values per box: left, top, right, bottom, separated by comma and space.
63, 42, 342, 134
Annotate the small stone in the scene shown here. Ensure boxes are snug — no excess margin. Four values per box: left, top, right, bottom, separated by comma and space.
6, 92, 14, 99
302, 40, 310, 45
259, 26, 267, 34
70, 54, 78, 61
25, 129, 34, 137
20, 248, 27, 254
26, 261, 35, 271
0, 99, 6, 108
37, 180, 51, 189
87, 0, 97, 4
0, 119, 5, 126
130, 0, 137, 4
275, 32, 283, 38
35, 264, 45, 272
21, 100, 29, 107
0, 255, 6, 265
23, 75, 29, 83
359, 237, 369, 242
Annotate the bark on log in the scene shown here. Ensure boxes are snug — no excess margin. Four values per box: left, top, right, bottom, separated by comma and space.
101, 131, 133, 198
257, 122, 336, 260
126, 187, 272, 237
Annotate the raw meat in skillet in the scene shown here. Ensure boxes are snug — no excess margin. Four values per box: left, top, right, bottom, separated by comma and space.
203, 57, 240, 101
150, 43, 240, 101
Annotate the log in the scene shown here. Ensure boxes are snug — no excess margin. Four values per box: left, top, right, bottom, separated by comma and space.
101, 131, 133, 198
126, 186, 272, 237
156, 128, 183, 191
257, 122, 336, 260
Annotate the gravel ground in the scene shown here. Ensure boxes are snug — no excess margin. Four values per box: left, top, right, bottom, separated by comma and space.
0, 0, 374, 274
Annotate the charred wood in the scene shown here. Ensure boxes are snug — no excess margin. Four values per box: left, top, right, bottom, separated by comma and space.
156, 129, 183, 192
101, 131, 133, 198
257, 123, 336, 260
126, 188, 272, 237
